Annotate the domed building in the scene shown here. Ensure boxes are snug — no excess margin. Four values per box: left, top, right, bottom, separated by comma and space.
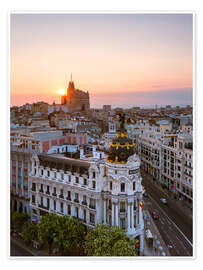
28, 114, 144, 255
103, 115, 144, 253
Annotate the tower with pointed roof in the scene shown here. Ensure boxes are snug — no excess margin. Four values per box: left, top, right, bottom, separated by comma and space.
61, 73, 90, 112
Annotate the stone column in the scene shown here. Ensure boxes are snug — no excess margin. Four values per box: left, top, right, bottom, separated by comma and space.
127, 203, 131, 231
86, 210, 90, 224
50, 198, 54, 211
115, 203, 119, 226
112, 203, 114, 226
103, 199, 106, 224
131, 202, 134, 230
139, 232, 144, 255
64, 203, 67, 215
71, 205, 75, 217
56, 200, 60, 212
139, 200, 143, 227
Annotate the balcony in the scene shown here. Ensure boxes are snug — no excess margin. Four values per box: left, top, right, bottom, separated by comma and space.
89, 205, 96, 210
59, 194, 64, 199
82, 201, 87, 206
38, 204, 49, 210
74, 199, 79, 203
46, 191, 50, 195
66, 196, 71, 201
52, 193, 57, 197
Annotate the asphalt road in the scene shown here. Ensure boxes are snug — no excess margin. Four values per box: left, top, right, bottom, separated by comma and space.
142, 171, 193, 256
10, 238, 33, 256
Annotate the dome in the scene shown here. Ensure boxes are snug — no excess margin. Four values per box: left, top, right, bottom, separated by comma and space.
106, 130, 136, 164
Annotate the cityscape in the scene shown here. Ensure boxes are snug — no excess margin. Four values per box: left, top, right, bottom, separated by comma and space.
10, 13, 193, 257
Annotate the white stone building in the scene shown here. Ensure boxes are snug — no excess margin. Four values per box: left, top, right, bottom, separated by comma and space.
28, 128, 145, 254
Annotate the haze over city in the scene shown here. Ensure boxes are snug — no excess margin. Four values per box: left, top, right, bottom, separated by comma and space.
10, 13, 193, 107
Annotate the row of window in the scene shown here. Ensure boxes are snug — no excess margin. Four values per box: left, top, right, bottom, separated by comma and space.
33, 170, 96, 188
32, 189, 96, 208
32, 201, 95, 224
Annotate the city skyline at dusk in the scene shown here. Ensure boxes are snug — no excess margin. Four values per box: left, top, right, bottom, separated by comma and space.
10, 13, 193, 108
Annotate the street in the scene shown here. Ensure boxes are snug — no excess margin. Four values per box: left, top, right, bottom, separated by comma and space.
142, 171, 193, 256
10, 237, 33, 256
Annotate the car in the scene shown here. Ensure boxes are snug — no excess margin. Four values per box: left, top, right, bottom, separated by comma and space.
151, 211, 159, 220
160, 198, 167, 204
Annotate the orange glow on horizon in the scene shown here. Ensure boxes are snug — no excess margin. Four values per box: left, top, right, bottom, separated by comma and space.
58, 89, 66, 95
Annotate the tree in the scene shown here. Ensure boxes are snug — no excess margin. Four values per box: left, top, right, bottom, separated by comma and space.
84, 224, 138, 256
22, 224, 39, 244
11, 211, 30, 232
37, 213, 59, 255
53, 216, 86, 255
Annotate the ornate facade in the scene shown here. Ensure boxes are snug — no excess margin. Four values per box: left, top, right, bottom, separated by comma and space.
28, 124, 144, 254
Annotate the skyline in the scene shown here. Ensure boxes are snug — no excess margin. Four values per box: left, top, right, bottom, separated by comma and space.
10, 13, 193, 108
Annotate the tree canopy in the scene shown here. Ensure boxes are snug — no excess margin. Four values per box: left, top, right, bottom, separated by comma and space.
11, 211, 30, 232
84, 224, 138, 256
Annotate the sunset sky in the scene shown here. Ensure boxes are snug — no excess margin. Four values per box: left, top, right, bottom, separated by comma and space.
10, 13, 193, 108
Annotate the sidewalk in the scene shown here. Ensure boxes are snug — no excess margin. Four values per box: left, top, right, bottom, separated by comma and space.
11, 236, 48, 256
143, 210, 170, 256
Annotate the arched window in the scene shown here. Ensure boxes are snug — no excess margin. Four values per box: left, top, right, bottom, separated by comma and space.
121, 183, 125, 192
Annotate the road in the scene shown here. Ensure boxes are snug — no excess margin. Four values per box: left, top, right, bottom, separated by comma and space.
10, 237, 33, 256
142, 171, 193, 256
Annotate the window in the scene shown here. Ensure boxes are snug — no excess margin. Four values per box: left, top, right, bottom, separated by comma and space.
83, 209, 86, 221
40, 184, 43, 192
60, 189, 64, 198
32, 183, 36, 191
60, 202, 63, 213
121, 183, 125, 192
83, 195, 87, 203
75, 193, 79, 202
54, 201, 56, 210
47, 198, 50, 208
120, 202, 125, 212
69, 175, 71, 182
110, 181, 112, 190
133, 182, 136, 190
115, 170, 117, 175
54, 172, 56, 178
32, 195, 35, 203
61, 173, 64, 180
92, 171, 96, 178
90, 198, 96, 209
90, 213, 95, 224
120, 218, 125, 229
68, 204, 71, 215
92, 181, 96, 189
41, 169, 44, 176
53, 187, 57, 196
47, 171, 50, 177
34, 168, 36, 175
76, 177, 79, 184
84, 178, 87, 185
67, 191, 71, 199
